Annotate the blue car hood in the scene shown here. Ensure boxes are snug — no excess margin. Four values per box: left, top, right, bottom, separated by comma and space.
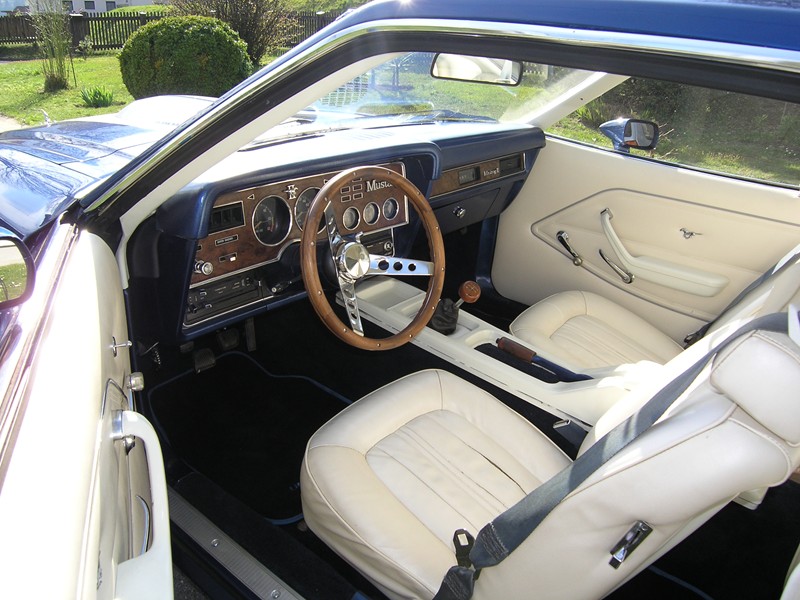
0, 95, 214, 237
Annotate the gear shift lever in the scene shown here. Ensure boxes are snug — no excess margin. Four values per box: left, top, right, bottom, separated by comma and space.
429, 280, 481, 335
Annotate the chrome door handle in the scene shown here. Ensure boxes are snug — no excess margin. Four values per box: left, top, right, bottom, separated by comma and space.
556, 230, 583, 266
599, 249, 634, 284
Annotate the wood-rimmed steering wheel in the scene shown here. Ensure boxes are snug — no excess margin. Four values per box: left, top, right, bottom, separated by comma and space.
300, 166, 445, 350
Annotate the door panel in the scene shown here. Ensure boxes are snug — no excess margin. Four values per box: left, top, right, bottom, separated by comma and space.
0, 230, 171, 598
492, 137, 800, 341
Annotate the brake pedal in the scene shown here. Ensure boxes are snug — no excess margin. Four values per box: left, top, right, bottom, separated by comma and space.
193, 348, 216, 373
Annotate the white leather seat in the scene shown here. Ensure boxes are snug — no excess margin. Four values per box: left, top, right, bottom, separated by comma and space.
510, 251, 800, 371
509, 290, 683, 369
302, 329, 800, 600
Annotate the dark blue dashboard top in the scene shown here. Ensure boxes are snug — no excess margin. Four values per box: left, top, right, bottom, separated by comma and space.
157, 122, 544, 240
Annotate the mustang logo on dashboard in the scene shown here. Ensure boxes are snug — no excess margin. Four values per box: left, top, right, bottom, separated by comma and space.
366, 179, 392, 192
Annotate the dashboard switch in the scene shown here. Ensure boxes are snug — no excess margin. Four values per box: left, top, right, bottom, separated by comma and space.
194, 260, 214, 276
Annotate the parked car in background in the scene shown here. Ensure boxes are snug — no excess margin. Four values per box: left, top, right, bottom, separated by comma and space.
1, 1, 800, 598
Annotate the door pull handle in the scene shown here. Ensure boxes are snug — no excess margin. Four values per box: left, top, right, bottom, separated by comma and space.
599, 249, 634, 284
556, 231, 583, 266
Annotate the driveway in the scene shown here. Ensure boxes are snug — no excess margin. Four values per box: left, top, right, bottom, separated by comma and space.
0, 116, 20, 132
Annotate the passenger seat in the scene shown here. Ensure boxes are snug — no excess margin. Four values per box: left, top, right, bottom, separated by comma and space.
510, 247, 800, 371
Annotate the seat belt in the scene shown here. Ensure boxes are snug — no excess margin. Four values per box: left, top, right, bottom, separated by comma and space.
434, 312, 791, 600
684, 245, 800, 346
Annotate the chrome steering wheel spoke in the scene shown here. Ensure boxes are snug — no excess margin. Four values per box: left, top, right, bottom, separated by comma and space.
338, 279, 365, 336
324, 201, 343, 251
367, 254, 434, 277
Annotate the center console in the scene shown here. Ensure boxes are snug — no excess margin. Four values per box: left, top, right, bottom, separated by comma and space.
350, 277, 635, 426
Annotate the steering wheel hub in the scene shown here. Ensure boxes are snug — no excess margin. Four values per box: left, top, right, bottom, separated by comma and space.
300, 165, 445, 351
337, 242, 371, 281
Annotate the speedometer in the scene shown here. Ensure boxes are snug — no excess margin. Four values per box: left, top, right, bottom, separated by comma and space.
294, 186, 324, 233
252, 196, 291, 245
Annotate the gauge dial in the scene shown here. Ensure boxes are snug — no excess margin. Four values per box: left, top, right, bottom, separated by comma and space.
363, 202, 380, 225
294, 186, 324, 233
253, 195, 291, 245
343, 207, 360, 230
383, 197, 399, 220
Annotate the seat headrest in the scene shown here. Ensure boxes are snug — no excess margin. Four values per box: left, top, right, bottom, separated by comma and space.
711, 330, 800, 444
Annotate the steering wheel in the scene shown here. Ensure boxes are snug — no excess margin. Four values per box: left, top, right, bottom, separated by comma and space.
300, 166, 445, 350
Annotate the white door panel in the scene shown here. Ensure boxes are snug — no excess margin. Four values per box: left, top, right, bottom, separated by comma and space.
0, 231, 171, 599
492, 137, 800, 341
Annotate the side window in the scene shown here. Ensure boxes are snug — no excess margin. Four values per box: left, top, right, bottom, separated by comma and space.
549, 77, 800, 187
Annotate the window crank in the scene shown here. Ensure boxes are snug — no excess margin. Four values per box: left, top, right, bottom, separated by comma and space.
556, 230, 583, 266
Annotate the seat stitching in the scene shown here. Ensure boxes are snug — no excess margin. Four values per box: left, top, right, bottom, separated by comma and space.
392, 426, 510, 516
371, 415, 530, 518
369, 442, 489, 534
557, 317, 668, 363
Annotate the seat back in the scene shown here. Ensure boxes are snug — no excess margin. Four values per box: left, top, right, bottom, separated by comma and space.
471, 326, 800, 600
707, 250, 800, 339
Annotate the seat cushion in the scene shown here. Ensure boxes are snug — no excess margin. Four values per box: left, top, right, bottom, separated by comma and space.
300, 369, 570, 600
510, 290, 683, 369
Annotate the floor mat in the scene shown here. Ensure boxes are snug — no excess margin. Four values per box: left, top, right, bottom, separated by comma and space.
149, 351, 350, 522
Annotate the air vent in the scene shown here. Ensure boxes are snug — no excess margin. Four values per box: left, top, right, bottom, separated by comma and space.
209, 202, 245, 234
499, 153, 523, 176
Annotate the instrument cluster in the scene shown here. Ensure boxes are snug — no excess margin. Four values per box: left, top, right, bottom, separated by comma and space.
190, 163, 407, 286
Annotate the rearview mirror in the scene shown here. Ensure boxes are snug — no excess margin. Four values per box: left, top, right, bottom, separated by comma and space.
431, 53, 523, 86
0, 230, 34, 309
599, 118, 659, 153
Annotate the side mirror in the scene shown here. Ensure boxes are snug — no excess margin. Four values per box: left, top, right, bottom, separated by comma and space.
0, 230, 34, 309
431, 53, 523, 86
599, 118, 659, 153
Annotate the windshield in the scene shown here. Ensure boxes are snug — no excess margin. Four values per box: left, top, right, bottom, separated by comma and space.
251, 53, 598, 144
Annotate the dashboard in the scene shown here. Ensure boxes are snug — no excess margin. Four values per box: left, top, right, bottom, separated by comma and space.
128, 122, 545, 345
189, 163, 406, 288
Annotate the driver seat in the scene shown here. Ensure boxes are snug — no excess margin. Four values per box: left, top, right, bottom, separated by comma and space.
301, 326, 800, 599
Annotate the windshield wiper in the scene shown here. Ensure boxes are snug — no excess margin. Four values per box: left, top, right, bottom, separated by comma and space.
398, 109, 497, 123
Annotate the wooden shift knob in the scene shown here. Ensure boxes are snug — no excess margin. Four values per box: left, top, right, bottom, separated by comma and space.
458, 280, 481, 304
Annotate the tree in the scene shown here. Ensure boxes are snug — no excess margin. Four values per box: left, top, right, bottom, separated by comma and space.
171, 0, 294, 65
285, 0, 368, 11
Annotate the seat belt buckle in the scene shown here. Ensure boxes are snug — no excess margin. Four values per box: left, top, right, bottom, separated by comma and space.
453, 529, 475, 568
609, 520, 652, 569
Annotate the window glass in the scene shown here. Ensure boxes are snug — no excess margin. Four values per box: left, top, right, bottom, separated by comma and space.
62, 0, 74, 10
251, 54, 596, 146
549, 78, 800, 187
105, 1, 116, 9
84, 0, 95, 9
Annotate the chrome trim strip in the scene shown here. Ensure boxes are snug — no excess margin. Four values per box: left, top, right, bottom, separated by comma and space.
135, 494, 151, 557
88, 17, 800, 216
168, 489, 303, 600
0, 223, 78, 490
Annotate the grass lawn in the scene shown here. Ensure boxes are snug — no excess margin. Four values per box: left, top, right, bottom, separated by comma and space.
0, 47, 282, 127
0, 52, 133, 125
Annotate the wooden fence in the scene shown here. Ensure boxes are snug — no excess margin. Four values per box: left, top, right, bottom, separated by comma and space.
0, 10, 341, 49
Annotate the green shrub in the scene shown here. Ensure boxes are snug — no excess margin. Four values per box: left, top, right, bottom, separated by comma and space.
81, 85, 114, 107
32, 0, 72, 92
171, 0, 294, 65
77, 36, 94, 60
118, 16, 252, 99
